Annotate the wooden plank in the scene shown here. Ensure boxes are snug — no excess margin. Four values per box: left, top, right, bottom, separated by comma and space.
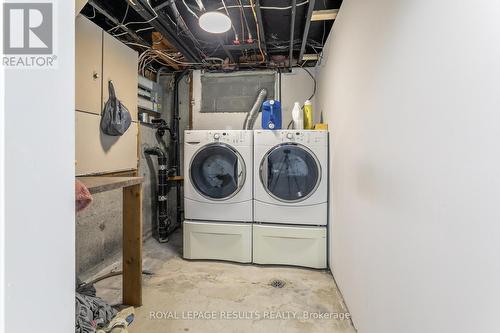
77, 176, 143, 194
122, 183, 143, 306
302, 53, 320, 61
311, 9, 338, 21
168, 176, 184, 181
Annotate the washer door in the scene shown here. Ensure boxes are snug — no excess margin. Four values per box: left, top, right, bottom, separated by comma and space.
190, 143, 246, 200
260, 143, 321, 203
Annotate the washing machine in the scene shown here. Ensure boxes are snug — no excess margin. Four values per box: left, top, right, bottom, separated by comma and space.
183, 130, 253, 263
253, 130, 328, 268
184, 130, 253, 222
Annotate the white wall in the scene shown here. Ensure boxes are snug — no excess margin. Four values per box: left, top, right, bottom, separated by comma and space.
317, 0, 500, 332
1, 1, 75, 332
192, 69, 316, 130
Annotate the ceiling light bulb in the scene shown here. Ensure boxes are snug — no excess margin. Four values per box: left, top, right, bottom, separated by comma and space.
199, 12, 231, 34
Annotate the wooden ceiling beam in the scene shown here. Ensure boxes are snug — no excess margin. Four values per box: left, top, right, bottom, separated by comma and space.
311, 9, 338, 21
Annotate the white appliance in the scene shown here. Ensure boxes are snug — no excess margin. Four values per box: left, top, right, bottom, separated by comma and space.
253, 130, 328, 268
183, 130, 253, 263
184, 130, 253, 222
183, 221, 252, 262
254, 130, 328, 225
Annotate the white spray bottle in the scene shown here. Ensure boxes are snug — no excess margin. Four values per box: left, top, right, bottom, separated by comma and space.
291, 102, 304, 129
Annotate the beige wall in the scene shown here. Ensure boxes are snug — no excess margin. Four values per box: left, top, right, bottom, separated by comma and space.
192, 69, 317, 130
317, 0, 500, 332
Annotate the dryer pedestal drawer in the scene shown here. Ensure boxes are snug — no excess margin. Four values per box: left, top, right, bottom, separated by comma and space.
183, 221, 252, 263
252, 224, 327, 269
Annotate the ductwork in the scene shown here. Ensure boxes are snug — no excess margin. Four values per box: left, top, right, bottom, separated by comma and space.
243, 88, 267, 129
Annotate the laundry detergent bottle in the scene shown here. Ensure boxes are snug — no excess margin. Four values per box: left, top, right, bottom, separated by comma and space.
303, 99, 314, 129
262, 99, 282, 130
291, 102, 303, 129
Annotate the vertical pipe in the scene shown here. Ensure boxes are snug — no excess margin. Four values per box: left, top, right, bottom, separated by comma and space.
289, 0, 297, 70
173, 70, 189, 226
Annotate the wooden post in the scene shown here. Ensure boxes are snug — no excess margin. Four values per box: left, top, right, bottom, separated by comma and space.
122, 183, 143, 306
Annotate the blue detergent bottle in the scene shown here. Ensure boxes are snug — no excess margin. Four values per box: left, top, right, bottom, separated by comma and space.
261, 100, 282, 130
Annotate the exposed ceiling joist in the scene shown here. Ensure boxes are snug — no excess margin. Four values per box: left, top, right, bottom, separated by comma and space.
153, 1, 170, 12
88, 0, 147, 46
298, 0, 315, 64
311, 9, 338, 21
219, 40, 235, 63
254, 0, 268, 60
130, 0, 202, 63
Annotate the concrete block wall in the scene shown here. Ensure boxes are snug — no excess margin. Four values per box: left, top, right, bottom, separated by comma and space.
76, 189, 122, 276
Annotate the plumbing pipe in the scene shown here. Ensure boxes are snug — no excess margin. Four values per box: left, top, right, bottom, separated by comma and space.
144, 147, 172, 242
173, 70, 190, 226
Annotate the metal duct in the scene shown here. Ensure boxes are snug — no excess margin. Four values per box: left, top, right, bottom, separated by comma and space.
243, 88, 267, 129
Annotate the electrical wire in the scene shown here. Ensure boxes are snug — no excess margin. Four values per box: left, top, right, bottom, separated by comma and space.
126, 42, 206, 66
216, 0, 309, 11
249, 0, 265, 62
182, 0, 199, 19
122, 0, 158, 28
108, 1, 129, 33
113, 26, 154, 37
237, 0, 252, 40
221, 0, 239, 40
84, 6, 96, 19
302, 67, 316, 100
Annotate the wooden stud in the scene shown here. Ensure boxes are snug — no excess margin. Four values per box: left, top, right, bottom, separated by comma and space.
122, 183, 143, 306
302, 54, 320, 61
311, 9, 338, 21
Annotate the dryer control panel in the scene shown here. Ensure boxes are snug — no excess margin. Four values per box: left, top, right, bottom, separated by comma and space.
185, 130, 253, 146
254, 130, 327, 146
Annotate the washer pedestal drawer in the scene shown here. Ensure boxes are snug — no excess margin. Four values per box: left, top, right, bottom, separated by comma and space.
252, 224, 327, 269
183, 221, 252, 263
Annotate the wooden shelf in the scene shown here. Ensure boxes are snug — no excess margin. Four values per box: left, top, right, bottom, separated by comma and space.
77, 176, 143, 194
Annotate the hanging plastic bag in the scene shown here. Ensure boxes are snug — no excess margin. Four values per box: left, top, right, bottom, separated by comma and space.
100, 80, 131, 136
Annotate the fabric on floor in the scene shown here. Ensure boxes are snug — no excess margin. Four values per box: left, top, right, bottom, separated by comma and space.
76, 279, 117, 333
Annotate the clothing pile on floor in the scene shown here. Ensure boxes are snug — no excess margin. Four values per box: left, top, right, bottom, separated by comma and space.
75, 279, 117, 333
75, 180, 134, 333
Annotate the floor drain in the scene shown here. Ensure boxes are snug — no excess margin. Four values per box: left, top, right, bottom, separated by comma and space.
270, 279, 286, 288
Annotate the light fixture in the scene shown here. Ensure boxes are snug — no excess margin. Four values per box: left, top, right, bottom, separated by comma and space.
199, 12, 231, 33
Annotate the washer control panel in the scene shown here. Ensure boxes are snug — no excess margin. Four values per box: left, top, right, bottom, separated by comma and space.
185, 130, 253, 145
254, 130, 327, 145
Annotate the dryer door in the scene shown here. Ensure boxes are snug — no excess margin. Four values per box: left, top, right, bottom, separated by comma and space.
190, 143, 246, 200
260, 143, 321, 203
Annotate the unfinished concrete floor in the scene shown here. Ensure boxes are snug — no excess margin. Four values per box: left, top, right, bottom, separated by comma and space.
92, 228, 356, 333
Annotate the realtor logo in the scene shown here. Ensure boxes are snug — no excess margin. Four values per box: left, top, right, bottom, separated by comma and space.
3, 3, 53, 54
2, 2, 56, 68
